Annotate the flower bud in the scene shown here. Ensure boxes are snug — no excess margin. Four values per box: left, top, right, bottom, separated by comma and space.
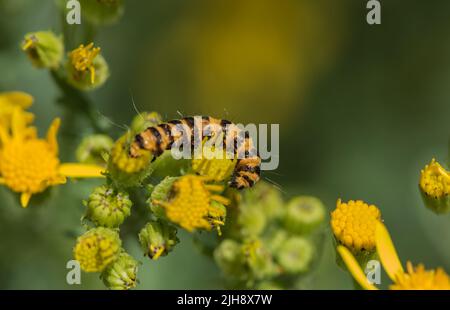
107, 133, 153, 187
242, 181, 284, 220
284, 196, 326, 235
130, 112, 163, 134
66, 43, 109, 91
21, 31, 64, 69
242, 239, 279, 280
263, 229, 288, 254
79, 0, 124, 25
76, 134, 114, 166
138, 220, 179, 260
238, 204, 266, 238
84, 185, 132, 228
419, 159, 450, 214
148, 176, 178, 218
275, 236, 314, 274
101, 252, 139, 290
73, 227, 121, 272
213, 239, 246, 277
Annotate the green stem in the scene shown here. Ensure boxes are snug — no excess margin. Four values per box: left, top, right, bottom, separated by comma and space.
50, 70, 110, 133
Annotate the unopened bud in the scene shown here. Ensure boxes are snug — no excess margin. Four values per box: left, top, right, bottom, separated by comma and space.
138, 220, 179, 260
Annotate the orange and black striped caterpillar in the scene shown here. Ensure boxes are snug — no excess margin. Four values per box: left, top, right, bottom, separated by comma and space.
129, 116, 261, 189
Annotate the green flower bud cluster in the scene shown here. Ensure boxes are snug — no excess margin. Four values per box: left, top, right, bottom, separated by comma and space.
214, 181, 326, 289
74, 186, 138, 290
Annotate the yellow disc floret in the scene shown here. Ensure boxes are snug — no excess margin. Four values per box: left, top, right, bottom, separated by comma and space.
0, 138, 61, 194
331, 199, 381, 252
390, 262, 450, 290
420, 158, 450, 199
154, 175, 229, 232
69, 43, 101, 84
74, 227, 121, 273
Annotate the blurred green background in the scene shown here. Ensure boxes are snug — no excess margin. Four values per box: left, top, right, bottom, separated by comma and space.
1, 0, 450, 289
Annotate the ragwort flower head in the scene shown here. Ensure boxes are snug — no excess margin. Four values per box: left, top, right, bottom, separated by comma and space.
214, 239, 246, 277
152, 175, 230, 233
419, 158, 450, 214
66, 43, 109, 90
84, 185, 132, 228
391, 262, 450, 290
331, 199, 381, 253
338, 221, 450, 290
21, 31, 64, 69
275, 236, 314, 274
101, 252, 139, 290
107, 132, 153, 187
0, 107, 104, 207
74, 227, 121, 273
138, 220, 179, 260
284, 196, 326, 235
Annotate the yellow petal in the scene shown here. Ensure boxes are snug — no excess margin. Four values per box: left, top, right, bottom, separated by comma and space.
11, 107, 27, 140
337, 245, 378, 290
59, 163, 105, 178
376, 222, 404, 282
0, 91, 33, 108
0, 177, 5, 184
20, 192, 32, 208
46, 118, 61, 154
0, 125, 10, 145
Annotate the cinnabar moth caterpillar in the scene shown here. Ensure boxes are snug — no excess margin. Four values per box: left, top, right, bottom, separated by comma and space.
129, 116, 261, 189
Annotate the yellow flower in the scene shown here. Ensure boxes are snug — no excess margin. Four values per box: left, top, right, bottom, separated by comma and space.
153, 175, 229, 232
331, 199, 381, 253
69, 43, 101, 84
66, 42, 109, 90
391, 262, 450, 290
74, 227, 121, 273
419, 159, 450, 214
337, 222, 450, 290
420, 159, 450, 198
0, 91, 34, 130
0, 108, 105, 207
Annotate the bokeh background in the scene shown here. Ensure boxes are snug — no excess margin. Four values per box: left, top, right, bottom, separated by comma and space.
1, 0, 450, 289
